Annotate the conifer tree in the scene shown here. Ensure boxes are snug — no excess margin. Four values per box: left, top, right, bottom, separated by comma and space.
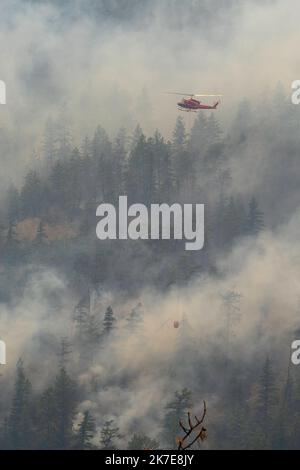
153, 131, 173, 201
21, 170, 43, 217
3, 220, 21, 263
35, 220, 48, 246
5, 221, 19, 247
43, 118, 56, 167
206, 113, 222, 146
190, 112, 208, 153
127, 433, 159, 450
55, 105, 72, 160
172, 116, 186, 150
126, 133, 149, 203
103, 306, 116, 335
6, 184, 20, 223
50, 160, 68, 210
75, 411, 96, 450
52, 366, 77, 449
162, 388, 192, 449
113, 127, 127, 193
81, 135, 91, 158
222, 197, 245, 246
130, 124, 143, 150
92, 125, 113, 201
36, 386, 57, 449
221, 290, 242, 361
58, 337, 72, 369
67, 147, 83, 214
244, 197, 264, 236
126, 302, 143, 332
275, 363, 295, 449
8, 360, 32, 449
259, 357, 277, 439
74, 293, 90, 340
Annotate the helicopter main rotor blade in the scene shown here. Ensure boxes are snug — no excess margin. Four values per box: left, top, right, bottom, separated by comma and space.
194, 94, 223, 97
164, 92, 194, 97
164, 92, 223, 98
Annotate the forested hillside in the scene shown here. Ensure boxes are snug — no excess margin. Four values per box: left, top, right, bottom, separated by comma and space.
0, 86, 300, 449
0, 0, 300, 451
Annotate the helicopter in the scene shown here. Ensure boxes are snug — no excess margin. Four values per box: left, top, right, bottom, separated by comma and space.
165, 92, 222, 112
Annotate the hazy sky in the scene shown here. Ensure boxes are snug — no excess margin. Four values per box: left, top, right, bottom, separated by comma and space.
0, 0, 299, 145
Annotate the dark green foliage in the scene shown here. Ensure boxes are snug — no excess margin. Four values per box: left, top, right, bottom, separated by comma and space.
162, 388, 193, 449
75, 411, 96, 450
126, 302, 144, 332
7, 360, 32, 449
6, 185, 20, 223
221, 289, 242, 356
74, 294, 101, 356
35, 386, 57, 449
127, 433, 159, 450
244, 197, 264, 236
222, 197, 245, 247
5, 221, 19, 247
103, 306, 116, 335
257, 358, 277, 437
172, 116, 186, 149
3, 111, 264, 275
51, 366, 78, 449
43, 118, 56, 167
3, 359, 78, 450
35, 220, 48, 245
126, 134, 155, 204
1, 89, 296, 452
21, 170, 43, 217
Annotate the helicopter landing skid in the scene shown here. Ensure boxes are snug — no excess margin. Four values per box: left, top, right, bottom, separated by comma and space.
177, 107, 197, 113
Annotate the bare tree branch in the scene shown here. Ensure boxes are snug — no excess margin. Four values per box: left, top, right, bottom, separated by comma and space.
177, 401, 207, 450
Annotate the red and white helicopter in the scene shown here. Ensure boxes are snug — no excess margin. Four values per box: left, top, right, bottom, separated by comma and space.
166, 92, 222, 112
